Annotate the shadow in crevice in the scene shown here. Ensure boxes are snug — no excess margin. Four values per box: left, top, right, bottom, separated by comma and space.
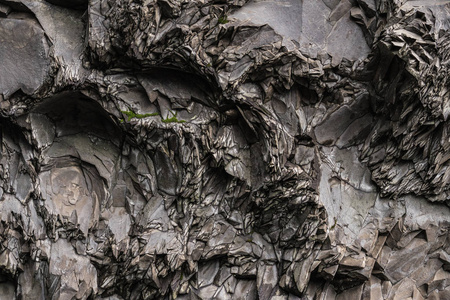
45, 0, 88, 11
32, 91, 121, 143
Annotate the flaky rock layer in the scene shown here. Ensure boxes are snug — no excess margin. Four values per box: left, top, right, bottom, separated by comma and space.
0, 0, 449, 299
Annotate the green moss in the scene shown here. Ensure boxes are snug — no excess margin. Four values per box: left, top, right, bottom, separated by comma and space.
121, 110, 159, 121
330, 217, 337, 230
218, 15, 229, 24
121, 109, 186, 124
162, 110, 186, 123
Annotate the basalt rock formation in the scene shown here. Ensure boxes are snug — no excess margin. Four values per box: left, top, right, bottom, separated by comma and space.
0, 0, 449, 299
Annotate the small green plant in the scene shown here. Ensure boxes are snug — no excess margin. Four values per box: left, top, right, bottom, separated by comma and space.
162, 110, 186, 123
121, 110, 159, 121
330, 217, 337, 230
218, 15, 229, 24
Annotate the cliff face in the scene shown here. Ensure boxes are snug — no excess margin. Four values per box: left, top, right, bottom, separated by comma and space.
0, 0, 449, 299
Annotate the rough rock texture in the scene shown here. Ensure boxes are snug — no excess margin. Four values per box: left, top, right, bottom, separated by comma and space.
0, 0, 449, 299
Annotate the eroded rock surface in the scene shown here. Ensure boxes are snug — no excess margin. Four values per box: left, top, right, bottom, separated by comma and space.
0, 0, 449, 299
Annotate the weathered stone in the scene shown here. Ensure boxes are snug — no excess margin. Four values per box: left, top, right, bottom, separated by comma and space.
387, 277, 416, 300
1, 0, 450, 299
197, 260, 220, 288
340, 254, 366, 270
336, 284, 364, 300
45, 0, 87, 10
366, 276, 383, 300
0, 17, 50, 97
428, 269, 450, 293
0, 3, 11, 16
256, 263, 278, 300
384, 238, 429, 283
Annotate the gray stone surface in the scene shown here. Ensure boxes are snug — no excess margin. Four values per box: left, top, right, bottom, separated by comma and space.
0, 17, 50, 97
0, 0, 450, 299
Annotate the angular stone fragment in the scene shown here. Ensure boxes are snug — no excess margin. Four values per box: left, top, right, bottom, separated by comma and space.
384, 239, 429, 283
336, 284, 363, 300
340, 254, 366, 270
387, 277, 416, 300
0, 3, 11, 16
0, 17, 50, 97
49, 239, 98, 299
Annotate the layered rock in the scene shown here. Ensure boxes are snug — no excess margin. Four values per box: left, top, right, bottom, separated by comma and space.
0, 0, 449, 299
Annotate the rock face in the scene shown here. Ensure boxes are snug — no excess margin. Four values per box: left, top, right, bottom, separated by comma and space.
0, 0, 449, 299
